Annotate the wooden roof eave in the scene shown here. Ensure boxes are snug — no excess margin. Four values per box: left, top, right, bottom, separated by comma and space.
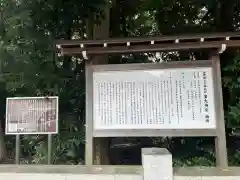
55, 32, 240, 58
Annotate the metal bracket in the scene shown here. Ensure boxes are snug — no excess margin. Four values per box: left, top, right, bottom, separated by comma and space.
218, 44, 226, 54
82, 51, 88, 60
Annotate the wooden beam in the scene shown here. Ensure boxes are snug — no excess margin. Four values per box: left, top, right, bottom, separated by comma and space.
60, 40, 240, 56
56, 31, 240, 47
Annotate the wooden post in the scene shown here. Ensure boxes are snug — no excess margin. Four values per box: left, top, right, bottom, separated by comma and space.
211, 53, 228, 168
85, 60, 94, 165
47, 134, 52, 164
15, 134, 20, 164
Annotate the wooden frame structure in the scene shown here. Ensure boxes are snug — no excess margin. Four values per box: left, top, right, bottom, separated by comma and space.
56, 32, 240, 168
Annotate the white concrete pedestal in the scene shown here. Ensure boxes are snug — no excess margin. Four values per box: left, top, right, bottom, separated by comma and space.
142, 148, 173, 180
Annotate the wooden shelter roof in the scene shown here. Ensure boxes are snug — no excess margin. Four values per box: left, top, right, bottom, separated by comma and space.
56, 32, 240, 58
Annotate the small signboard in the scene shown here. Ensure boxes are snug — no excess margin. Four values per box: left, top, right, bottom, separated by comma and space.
5, 96, 58, 135
93, 67, 216, 130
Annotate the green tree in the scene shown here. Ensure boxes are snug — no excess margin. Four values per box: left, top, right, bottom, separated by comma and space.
0, 0, 240, 166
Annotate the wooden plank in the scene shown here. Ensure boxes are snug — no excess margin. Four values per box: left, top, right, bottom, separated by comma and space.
93, 129, 216, 137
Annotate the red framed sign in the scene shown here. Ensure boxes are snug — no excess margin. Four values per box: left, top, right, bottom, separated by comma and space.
5, 96, 58, 135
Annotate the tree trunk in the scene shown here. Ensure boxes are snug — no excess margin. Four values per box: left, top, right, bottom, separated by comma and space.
92, 3, 111, 165
0, 121, 5, 162
0, 1, 6, 164
0, 81, 6, 163
110, 0, 121, 37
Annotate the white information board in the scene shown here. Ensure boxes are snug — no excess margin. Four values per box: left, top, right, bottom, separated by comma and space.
93, 67, 216, 130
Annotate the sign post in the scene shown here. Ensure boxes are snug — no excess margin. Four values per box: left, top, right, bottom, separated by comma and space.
5, 96, 58, 164
85, 60, 227, 167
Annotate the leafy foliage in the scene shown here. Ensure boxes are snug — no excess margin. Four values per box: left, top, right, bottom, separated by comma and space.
0, 0, 240, 166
